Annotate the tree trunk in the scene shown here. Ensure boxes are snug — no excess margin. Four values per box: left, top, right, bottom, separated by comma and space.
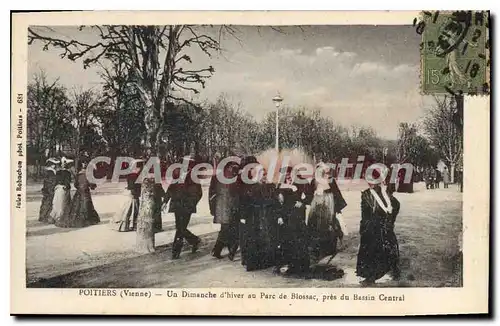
133, 72, 162, 251
450, 163, 455, 183
136, 177, 156, 253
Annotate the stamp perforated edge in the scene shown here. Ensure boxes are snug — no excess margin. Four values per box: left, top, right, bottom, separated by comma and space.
417, 10, 491, 97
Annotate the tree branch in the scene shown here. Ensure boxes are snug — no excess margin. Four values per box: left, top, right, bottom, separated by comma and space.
167, 95, 201, 111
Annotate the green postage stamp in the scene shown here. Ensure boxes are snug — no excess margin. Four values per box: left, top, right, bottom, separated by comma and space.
419, 10, 490, 95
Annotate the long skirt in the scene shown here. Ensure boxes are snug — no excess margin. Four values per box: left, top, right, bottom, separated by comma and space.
308, 193, 342, 259
245, 205, 276, 271
39, 193, 55, 223
278, 212, 310, 275
57, 190, 100, 228
309, 193, 335, 231
110, 191, 139, 232
50, 185, 71, 224
356, 222, 400, 280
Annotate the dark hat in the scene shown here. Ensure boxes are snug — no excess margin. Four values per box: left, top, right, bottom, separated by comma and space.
240, 155, 258, 168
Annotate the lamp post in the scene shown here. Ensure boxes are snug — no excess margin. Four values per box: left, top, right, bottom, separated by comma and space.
272, 93, 283, 152
383, 147, 388, 165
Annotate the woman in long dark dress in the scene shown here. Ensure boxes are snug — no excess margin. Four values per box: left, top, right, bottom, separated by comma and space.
275, 168, 313, 277
308, 163, 348, 261
210, 161, 240, 260
50, 157, 73, 224
57, 160, 100, 228
242, 168, 278, 272
38, 158, 59, 223
356, 174, 401, 285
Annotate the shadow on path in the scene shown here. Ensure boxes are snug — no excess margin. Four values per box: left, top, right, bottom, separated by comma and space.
27, 231, 220, 288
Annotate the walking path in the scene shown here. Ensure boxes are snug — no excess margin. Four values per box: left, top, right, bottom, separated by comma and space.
26, 182, 220, 283
25, 181, 463, 287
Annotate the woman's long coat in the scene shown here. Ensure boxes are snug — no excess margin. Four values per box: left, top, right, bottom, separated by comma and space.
209, 175, 240, 225
38, 167, 57, 222
356, 187, 401, 280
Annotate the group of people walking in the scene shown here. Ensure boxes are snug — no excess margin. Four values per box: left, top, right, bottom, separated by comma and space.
39, 154, 403, 284
424, 166, 450, 189
110, 157, 203, 259
38, 156, 100, 228
208, 156, 402, 283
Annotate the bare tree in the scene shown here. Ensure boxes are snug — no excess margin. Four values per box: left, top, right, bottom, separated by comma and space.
423, 95, 463, 183
98, 56, 144, 156
28, 25, 235, 253
27, 70, 72, 177
68, 88, 107, 171
396, 122, 419, 164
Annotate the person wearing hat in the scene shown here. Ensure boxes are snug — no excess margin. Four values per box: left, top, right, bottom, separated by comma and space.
57, 159, 100, 228
164, 156, 202, 259
38, 158, 60, 223
110, 159, 144, 232
49, 156, 73, 224
209, 160, 240, 260
356, 168, 401, 285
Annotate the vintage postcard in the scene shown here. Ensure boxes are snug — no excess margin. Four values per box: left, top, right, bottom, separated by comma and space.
11, 11, 490, 315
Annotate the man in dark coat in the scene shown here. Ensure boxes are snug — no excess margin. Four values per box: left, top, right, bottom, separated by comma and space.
429, 168, 437, 189
238, 155, 259, 267
424, 167, 435, 190
38, 158, 59, 223
434, 168, 441, 189
164, 156, 202, 259
153, 182, 166, 233
209, 161, 240, 260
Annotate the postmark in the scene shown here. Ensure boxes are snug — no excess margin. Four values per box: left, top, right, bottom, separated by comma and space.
417, 10, 490, 95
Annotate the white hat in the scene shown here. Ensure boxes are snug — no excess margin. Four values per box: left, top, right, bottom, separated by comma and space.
61, 157, 74, 166
316, 162, 330, 170
46, 157, 60, 165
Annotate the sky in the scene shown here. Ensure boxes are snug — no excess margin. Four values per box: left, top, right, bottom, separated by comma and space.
28, 25, 433, 140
